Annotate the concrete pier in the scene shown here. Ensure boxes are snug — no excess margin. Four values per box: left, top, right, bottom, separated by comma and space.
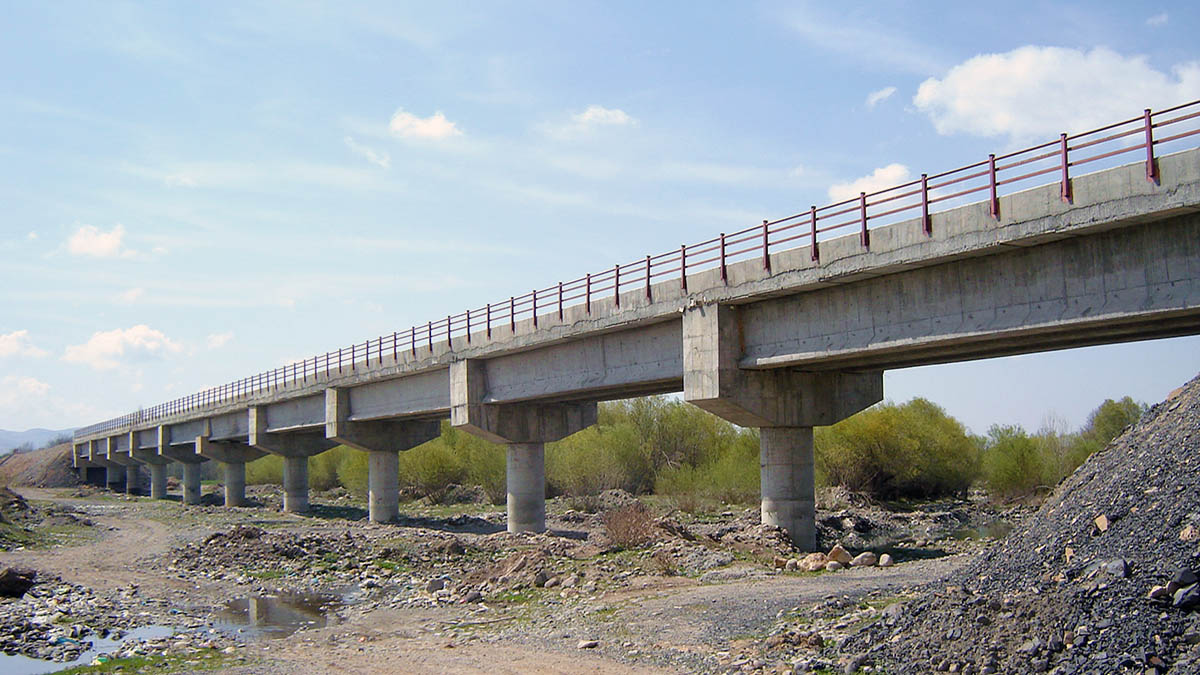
451, 359, 596, 533
181, 463, 201, 505
249, 406, 337, 514
760, 427, 816, 549
196, 438, 265, 508
155, 427, 208, 505
124, 465, 141, 496
506, 442, 546, 533
149, 463, 168, 499
325, 388, 440, 522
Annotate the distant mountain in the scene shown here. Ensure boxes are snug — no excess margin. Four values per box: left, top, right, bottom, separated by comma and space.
0, 428, 74, 452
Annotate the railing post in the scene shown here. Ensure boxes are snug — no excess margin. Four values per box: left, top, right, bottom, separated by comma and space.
446, 315, 452, 346
1059, 133, 1073, 203
1144, 108, 1159, 184
586, 273, 591, 314
859, 192, 870, 249
719, 233, 727, 284
988, 153, 1000, 219
762, 220, 771, 272
532, 291, 538, 328
351, 344, 356, 370
486, 304, 491, 339
509, 296, 515, 333
614, 263, 620, 308
921, 174, 932, 235
465, 311, 471, 343
393, 332, 398, 359
810, 206, 819, 262
427, 321, 433, 351
410, 327, 417, 357
679, 244, 688, 292
558, 282, 564, 321
645, 255, 652, 301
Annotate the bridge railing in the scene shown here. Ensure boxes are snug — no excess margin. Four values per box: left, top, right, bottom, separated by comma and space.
74, 100, 1200, 439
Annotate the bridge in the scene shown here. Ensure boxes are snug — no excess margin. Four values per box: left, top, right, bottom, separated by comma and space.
73, 102, 1200, 550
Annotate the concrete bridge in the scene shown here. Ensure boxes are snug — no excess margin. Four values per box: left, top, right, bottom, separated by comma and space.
73, 104, 1200, 550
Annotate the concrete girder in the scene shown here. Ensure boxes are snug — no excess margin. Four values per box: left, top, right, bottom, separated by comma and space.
451, 359, 596, 533
682, 303, 883, 551
325, 388, 441, 522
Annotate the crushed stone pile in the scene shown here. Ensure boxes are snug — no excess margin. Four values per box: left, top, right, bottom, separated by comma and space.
846, 373, 1200, 674
168, 525, 371, 582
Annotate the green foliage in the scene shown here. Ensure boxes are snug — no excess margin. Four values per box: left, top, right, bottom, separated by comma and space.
980, 424, 1047, 498
310, 445, 354, 491
440, 423, 506, 504
1082, 396, 1145, 447
336, 450, 369, 497
397, 436, 467, 503
815, 398, 978, 500
655, 429, 759, 508
245, 455, 283, 485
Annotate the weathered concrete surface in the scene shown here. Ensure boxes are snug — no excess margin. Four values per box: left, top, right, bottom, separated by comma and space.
196, 437, 266, 507
248, 406, 337, 513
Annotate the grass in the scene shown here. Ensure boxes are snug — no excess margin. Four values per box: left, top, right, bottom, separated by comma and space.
54, 648, 241, 674
489, 587, 541, 605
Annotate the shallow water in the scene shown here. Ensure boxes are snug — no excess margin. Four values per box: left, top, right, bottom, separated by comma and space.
950, 520, 1013, 540
211, 592, 342, 639
0, 624, 174, 675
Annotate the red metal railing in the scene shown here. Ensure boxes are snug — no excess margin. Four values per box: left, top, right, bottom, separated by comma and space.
75, 101, 1200, 438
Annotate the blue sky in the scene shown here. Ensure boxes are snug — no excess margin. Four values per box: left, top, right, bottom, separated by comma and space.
2, 1, 1198, 435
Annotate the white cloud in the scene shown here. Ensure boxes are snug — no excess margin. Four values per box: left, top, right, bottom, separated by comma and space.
828, 163, 912, 203
115, 287, 145, 304
344, 136, 391, 168
66, 224, 136, 258
0, 376, 51, 406
1146, 12, 1168, 27
206, 332, 233, 349
26, 231, 37, 241
543, 105, 637, 140
914, 46, 1200, 143
783, 8, 945, 75
0, 330, 49, 358
62, 325, 182, 370
866, 86, 897, 107
388, 108, 463, 140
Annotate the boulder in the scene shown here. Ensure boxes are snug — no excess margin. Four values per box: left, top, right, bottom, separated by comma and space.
828, 544, 852, 565
878, 553, 894, 568
850, 552, 878, 567
0, 567, 36, 598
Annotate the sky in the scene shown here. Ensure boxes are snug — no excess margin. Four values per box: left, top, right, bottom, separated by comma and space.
2, 1, 1199, 436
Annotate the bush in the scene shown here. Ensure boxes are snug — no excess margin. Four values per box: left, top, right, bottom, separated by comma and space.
655, 428, 759, 509
335, 449, 369, 497
245, 455, 283, 485
980, 424, 1048, 498
397, 438, 467, 503
310, 446, 354, 491
603, 502, 656, 550
815, 398, 978, 500
441, 424, 506, 504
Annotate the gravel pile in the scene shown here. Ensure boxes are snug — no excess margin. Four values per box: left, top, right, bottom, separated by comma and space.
845, 373, 1200, 674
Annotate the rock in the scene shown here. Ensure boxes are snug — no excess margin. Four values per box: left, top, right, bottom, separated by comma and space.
459, 591, 483, 604
773, 556, 789, 569
825, 561, 844, 572
878, 553, 894, 567
1103, 559, 1130, 578
0, 567, 37, 598
828, 545, 852, 565
1173, 569, 1198, 587
1148, 585, 1170, 600
800, 552, 828, 572
577, 639, 599, 649
1174, 584, 1200, 609
785, 559, 799, 571
424, 578, 445, 593
1093, 514, 1109, 532
850, 552, 878, 567
1181, 525, 1199, 542
533, 570, 549, 587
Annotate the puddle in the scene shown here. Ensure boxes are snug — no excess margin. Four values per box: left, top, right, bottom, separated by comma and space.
212, 592, 342, 639
0, 625, 174, 675
951, 521, 1013, 540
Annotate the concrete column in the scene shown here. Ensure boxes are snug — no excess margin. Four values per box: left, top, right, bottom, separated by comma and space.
367, 450, 400, 523
105, 465, 125, 491
506, 443, 546, 533
181, 463, 202, 505
224, 462, 247, 507
450, 360, 596, 534
682, 304, 883, 551
149, 463, 168, 499
283, 456, 309, 513
125, 465, 141, 496
760, 427, 816, 551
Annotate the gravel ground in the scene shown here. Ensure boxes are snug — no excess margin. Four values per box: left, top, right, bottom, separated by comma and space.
845, 373, 1200, 674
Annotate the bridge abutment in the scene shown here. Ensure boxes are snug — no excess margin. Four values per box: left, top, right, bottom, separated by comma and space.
325, 388, 441, 522
249, 407, 337, 513
450, 359, 597, 533
683, 304, 882, 550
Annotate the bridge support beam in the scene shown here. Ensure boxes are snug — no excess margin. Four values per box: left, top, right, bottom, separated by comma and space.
156, 427, 209, 505
196, 437, 267, 507
451, 359, 597, 533
131, 446, 171, 500
325, 388, 441, 522
88, 440, 125, 492
249, 407, 337, 514
103, 444, 144, 496
683, 304, 883, 550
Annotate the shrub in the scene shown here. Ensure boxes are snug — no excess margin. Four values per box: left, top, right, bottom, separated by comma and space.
815, 398, 977, 500
441, 424, 506, 505
603, 502, 656, 550
397, 438, 467, 503
245, 455, 283, 485
547, 424, 650, 497
980, 424, 1047, 498
310, 446, 354, 491
336, 449, 369, 497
